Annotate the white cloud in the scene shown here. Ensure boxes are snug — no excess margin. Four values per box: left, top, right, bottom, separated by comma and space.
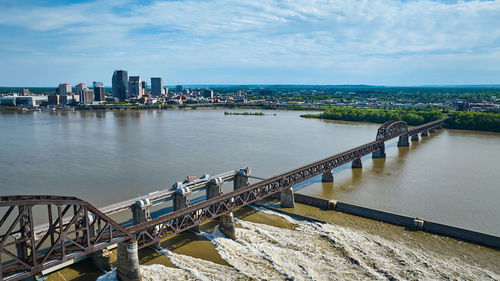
0, 0, 499, 85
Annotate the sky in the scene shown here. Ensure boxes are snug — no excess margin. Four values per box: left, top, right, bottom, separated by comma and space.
0, 0, 499, 87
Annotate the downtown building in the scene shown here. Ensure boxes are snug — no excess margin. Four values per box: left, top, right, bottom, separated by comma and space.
93, 81, 105, 102
75, 83, 94, 104
58, 83, 72, 95
128, 76, 143, 98
151, 77, 164, 96
112, 70, 129, 101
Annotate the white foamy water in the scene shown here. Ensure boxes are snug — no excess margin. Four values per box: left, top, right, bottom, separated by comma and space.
97, 209, 499, 281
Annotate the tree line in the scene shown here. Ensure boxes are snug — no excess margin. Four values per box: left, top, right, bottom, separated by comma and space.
301, 107, 499, 132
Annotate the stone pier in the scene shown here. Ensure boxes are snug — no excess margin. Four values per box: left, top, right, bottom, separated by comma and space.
116, 240, 142, 281
280, 187, 295, 208
219, 212, 236, 240
421, 131, 429, 137
397, 134, 409, 147
372, 143, 386, 158
351, 158, 362, 168
411, 134, 419, 141
234, 167, 250, 190
322, 170, 334, 182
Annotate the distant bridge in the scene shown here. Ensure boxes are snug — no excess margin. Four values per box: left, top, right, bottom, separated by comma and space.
0, 118, 446, 281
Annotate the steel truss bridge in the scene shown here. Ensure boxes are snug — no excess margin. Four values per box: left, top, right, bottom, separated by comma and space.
0, 118, 446, 281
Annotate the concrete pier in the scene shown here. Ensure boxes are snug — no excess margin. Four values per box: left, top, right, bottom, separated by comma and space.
280, 187, 295, 208
351, 158, 362, 168
322, 170, 334, 182
421, 131, 429, 137
116, 240, 142, 281
372, 143, 386, 158
234, 168, 250, 190
219, 212, 236, 240
397, 134, 409, 147
429, 128, 436, 133
411, 134, 419, 141
207, 177, 236, 239
130, 199, 160, 249
173, 187, 199, 232
206, 177, 223, 199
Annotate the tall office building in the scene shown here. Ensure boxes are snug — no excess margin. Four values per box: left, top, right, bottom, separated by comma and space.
128, 76, 143, 98
75, 83, 94, 103
202, 89, 214, 99
58, 83, 72, 95
93, 81, 105, 102
151, 77, 164, 96
112, 70, 128, 101
141, 81, 148, 96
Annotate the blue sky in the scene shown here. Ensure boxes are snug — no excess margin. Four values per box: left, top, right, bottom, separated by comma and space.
0, 0, 499, 86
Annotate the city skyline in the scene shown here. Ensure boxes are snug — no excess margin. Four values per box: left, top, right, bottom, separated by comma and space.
0, 0, 499, 87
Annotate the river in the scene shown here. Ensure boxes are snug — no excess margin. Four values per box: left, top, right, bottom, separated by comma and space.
0, 109, 499, 280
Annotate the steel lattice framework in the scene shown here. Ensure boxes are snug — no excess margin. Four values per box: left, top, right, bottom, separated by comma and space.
0, 196, 133, 281
0, 118, 446, 281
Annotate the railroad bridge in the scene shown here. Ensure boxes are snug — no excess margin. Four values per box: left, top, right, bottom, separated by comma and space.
0, 119, 446, 281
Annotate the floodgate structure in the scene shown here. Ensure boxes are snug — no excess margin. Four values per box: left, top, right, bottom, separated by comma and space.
3, 118, 483, 281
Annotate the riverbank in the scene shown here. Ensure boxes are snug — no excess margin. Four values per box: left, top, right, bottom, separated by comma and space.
301, 107, 500, 132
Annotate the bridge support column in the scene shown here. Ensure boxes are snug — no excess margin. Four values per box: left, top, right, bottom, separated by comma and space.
372, 143, 386, 158
411, 134, 419, 141
421, 131, 429, 137
206, 177, 223, 199
173, 188, 199, 232
130, 200, 160, 250
397, 134, 409, 147
280, 187, 295, 208
351, 158, 362, 168
234, 167, 250, 190
116, 240, 142, 281
322, 170, 334, 182
429, 128, 436, 133
206, 177, 236, 239
219, 212, 236, 240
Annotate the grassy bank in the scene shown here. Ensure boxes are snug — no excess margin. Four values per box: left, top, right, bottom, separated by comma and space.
301, 107, 500, 132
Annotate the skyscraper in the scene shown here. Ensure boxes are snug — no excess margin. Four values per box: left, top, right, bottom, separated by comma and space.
151, 77, 164, 96
141, 81, 148, 96
112, 70, 128, 101
93, 81, 105, 102
128, 76, 143, 98
58, 83, 72, 95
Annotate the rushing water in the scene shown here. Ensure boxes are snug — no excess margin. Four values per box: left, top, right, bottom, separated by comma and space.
93, 207, 499, 281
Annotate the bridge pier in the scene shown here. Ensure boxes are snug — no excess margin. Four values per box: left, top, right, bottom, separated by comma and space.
173, 188, 199, 232
234, 168, 250, 190
116, 240, 142, 281
429, 128, 436, 133
372, 143, 386, 158
130, 199, 160, 250
206, 178, 236, 239
219, 212, 237, 240
280, 187, 295, 208
351, 158, 362, 168
397, 134, 409, 147
421, 131, 429, 137
322, 170, 334, 182
411, 134, 419, 141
